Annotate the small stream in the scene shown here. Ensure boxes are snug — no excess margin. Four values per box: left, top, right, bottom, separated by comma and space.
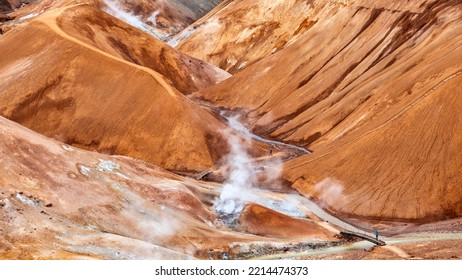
201, 107, 462, 260
208, 109, 364, 234
216, 111, 363, 232
220, 111, 312, 155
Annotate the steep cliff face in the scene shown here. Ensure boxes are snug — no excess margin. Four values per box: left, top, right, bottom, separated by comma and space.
0, 0, 13, 13
194, 0, 462, 221
0, 0, 28, 11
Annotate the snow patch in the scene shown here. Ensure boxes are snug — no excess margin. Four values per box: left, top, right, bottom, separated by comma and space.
332, 113, 368, 141
226, 58, 238, 67
62, 144, 74, 151
167, 28, 196, 47
262, 66, 272, 74
102, 0, 169, 40
97, 159, 118, 173
15, 193, 40, 207
78, 164, 92, 177
238, 61, 247, 70
147, 10, 160, 27
115, 172, 130, 180
18, 13, 38, 21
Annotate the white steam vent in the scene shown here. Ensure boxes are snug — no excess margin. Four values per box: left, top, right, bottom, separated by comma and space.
214, 115, 283, 215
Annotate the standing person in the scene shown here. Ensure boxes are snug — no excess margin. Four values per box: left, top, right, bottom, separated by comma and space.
269, 149, 273, 156
374, 230, 379, 240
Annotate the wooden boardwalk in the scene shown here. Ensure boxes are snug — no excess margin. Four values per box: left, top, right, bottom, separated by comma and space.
340, 230, 386, 246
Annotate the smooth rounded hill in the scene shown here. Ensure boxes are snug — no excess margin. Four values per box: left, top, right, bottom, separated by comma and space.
239, 203, 336, 240
0, 115, 212, 259
193, 0, 462, 222
57, 4, 230, 95
0, 5, 232, 173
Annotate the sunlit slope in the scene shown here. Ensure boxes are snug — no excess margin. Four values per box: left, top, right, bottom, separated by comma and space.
284, 72, 462, 221
0, 115, 232, 259
57, 4, 230, 94
0, 7, 230, 172
239, 204, 336, 239
0, 116, 336, 259
173, 0, 320, 73
195, 0, 462, 146
174, 0, 444, 74
1, 0, 224, 38
194, 0, 462, 221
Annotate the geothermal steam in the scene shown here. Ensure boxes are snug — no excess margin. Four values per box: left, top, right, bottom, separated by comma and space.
314, 178, 347, 207
214, 115, 282, 215
214, 123, 257, 214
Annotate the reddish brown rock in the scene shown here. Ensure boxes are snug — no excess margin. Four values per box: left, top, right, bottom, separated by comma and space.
239, 203, 336, 240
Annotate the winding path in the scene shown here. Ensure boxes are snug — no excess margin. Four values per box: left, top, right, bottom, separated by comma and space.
34, 5, 462, 260
37, 5, 179, 98
250, 232, 462, 260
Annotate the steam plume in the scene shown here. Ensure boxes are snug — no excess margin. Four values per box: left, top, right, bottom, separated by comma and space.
314, 178, 347, 206
214, 115, 283, 215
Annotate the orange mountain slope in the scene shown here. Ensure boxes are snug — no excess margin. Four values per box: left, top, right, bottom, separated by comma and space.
193, 0, 462, 221
172, 0, 321, 73
56, 4, 230, 95
284, 72, 462, 221
1, 0, 224, 38
0, 6, 234, 172
0, 115, 210, 259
